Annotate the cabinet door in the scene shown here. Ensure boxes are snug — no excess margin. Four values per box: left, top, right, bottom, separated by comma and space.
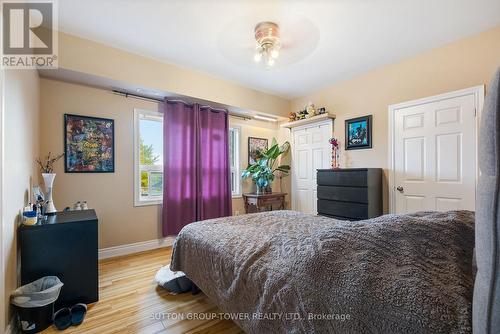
20, 222, 98, 307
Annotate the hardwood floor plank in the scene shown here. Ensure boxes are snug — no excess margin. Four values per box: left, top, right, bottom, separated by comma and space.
41, 247, 242, 334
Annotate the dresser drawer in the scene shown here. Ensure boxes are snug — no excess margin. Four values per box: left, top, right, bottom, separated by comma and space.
259, 197, 283, 206
319, 213, 351, 221
317, 199, 368, 220
317, 186, 368, 204
317, 170, 367, 187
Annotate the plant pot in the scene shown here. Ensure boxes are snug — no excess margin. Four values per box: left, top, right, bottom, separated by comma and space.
255, 185, 272, 194
42, 173, 57, 215
256, 186, 265, 195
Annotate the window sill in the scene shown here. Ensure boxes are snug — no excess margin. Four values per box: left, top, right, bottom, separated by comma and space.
134, 200, 162, 207
134, 196, 242, 206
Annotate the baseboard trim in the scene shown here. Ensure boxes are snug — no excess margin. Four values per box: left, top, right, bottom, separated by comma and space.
98, 237, 175, 260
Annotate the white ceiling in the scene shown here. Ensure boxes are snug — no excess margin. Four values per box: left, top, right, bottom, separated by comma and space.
58, 0, 500, 99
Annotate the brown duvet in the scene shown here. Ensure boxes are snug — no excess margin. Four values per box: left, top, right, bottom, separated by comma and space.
170, 210, 474, 334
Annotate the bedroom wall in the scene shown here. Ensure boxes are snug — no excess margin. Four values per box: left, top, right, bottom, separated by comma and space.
39, 78, 287, 248
2, 69, 40, 333
57, 32, 290, 117
291, 25, 500, 213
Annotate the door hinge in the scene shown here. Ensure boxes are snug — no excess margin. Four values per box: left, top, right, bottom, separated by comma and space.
474, 108, 477, 117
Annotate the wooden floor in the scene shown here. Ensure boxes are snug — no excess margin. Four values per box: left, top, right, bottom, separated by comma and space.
42, 247, 244, 334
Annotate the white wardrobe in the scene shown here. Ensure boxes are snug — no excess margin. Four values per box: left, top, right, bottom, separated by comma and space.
283, 115, 335, 214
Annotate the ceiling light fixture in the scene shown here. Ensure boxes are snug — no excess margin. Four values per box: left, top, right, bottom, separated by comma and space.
253, 21, 281, 68
254, 114, 278, 122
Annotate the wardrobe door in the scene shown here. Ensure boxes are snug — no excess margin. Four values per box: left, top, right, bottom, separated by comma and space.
292, 120, 332, 214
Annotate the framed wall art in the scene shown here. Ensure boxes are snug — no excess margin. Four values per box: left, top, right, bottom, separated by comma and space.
64, 114, 115, 172
248, 137, 268, 165
345, 115, 372, 150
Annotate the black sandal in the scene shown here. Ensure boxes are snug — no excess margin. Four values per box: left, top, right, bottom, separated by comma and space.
70, 303, 87, 326
53, 308, 72, 330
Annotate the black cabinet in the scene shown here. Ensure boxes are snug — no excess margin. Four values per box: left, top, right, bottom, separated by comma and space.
19, 210, 98, 308
317, 168, 382, 220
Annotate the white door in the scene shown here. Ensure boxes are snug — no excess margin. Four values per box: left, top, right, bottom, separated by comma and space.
392, 89, 481, 214
292, 121, 332, 214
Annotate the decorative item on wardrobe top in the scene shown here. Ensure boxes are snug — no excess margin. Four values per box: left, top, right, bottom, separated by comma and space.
281, 106, 335, 129
283, 102, 333, 127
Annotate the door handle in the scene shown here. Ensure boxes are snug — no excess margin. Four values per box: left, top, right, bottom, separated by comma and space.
396, 186, 404, 192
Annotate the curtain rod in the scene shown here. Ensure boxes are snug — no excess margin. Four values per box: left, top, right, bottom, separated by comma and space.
111, 90, 252, 120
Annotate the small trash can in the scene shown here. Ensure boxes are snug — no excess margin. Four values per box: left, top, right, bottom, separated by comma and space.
11, 276, 63, 333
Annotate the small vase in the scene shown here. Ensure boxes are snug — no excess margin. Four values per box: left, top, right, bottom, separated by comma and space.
331, 147, 341, 169
42, 173, 57, 215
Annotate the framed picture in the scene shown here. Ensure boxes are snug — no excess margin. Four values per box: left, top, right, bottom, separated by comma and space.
248, 137, 268, 165
64, 114, 115, 173
345, 115, 372, 150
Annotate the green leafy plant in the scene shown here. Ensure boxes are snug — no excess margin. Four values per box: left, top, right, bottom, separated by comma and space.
242, 138, 290, 193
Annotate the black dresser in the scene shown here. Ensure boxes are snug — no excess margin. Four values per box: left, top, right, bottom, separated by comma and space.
19, 210, 99, 308
317, 168, 382, 220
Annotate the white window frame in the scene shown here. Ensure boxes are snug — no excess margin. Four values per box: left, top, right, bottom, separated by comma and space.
229, 126, 241, 198
134, 108, 163, 206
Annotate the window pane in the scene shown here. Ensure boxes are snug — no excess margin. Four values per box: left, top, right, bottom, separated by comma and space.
141, 170, 149, 196
231, 171, 236, 193
149, 171, 163, 196
229, 127, 240, 196
136, 111, 164, 204
139, 119, 163, 166
229, 129, 235, 167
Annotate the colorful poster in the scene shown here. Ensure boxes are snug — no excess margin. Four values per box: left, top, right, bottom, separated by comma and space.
64, 114, 115, 172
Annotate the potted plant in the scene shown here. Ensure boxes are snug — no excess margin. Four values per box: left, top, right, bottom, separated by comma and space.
242, 139, 290, 194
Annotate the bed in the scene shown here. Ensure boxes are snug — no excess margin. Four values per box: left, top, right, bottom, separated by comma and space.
171, 210, 474, 333
170, 68, 500, 334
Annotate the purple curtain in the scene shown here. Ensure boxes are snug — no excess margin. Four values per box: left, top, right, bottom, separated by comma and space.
162, 101, 232, 236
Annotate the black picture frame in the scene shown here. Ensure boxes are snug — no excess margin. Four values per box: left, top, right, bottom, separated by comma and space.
64, 114, 115, 173
248, 137, 268, 165
345, 115, 372, 150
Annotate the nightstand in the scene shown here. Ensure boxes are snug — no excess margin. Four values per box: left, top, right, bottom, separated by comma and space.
242, 192, 287, 213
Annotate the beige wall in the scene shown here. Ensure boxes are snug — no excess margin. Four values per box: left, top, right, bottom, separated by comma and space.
2, 70, 40, 332
291, 25, 500, 212
40, 78, 161, 248
58, 32, 290, 117
39, 78, 288, 248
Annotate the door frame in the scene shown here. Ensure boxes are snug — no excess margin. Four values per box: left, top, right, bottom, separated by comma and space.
388, 85, 484, 213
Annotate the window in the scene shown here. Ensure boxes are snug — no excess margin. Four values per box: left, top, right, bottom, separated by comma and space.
134, 109, 163, 206
229, 126, 241, 197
